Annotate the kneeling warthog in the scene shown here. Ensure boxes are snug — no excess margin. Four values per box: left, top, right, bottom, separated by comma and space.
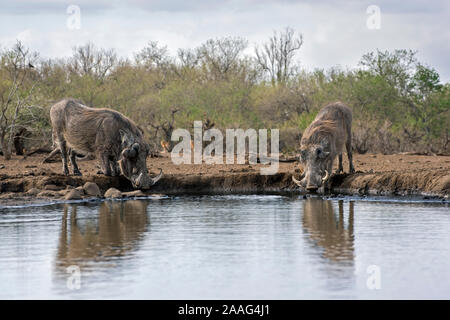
50, 99, 162, 189
292, 102, 355, 192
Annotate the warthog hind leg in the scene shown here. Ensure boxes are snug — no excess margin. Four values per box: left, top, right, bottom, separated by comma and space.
346, 127, 355, 173
57, 137, 69, 176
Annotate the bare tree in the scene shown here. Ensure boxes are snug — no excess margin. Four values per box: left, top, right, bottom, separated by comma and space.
198, 37, 248, 80
69, 42, 117, 80
177, 48, 201, 69
255, 27, 303, 85
135, 41, 172, 69
0, 41, 39, 159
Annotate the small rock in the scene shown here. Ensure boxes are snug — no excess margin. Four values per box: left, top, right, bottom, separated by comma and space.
59, 189, 71, 196
44, 184, 61, 191
0, 192, 15, 199
26, 188, 41, 196
64, 189, 83, 200
122, 190, 145, 197
37, 190, 59, 198
0, 164, 5, 169
104, 188, 122, 198
75, 186, 85, 193
83, 182, 101, 197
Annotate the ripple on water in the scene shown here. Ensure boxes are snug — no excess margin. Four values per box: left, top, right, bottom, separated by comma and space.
0, 195, 449, 299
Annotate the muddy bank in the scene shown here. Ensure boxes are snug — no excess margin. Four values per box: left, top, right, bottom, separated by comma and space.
0, 153, 448, 206
151, 169, 450, 198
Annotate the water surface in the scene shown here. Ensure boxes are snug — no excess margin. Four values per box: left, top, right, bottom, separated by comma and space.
0, 195, 449, 299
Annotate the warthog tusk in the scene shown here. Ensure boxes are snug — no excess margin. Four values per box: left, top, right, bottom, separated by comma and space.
322, 170, 330, 182
292, 173, 305, 187
150, 168, 163, 186
134, 172, 144, 187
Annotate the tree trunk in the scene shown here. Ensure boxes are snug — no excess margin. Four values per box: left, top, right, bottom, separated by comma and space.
13, 128, 27, 155
1, 133, 11, 160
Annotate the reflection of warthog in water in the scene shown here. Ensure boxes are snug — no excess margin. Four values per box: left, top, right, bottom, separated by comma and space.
50, 99, 162, 189
293, 102, 355, 192
302, 198, 354, 262
56, 201, 149, 268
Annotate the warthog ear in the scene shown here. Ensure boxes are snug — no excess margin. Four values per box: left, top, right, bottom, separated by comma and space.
121, 143, 140, 158
120, 129, 134, 147
123, 147, 137, 158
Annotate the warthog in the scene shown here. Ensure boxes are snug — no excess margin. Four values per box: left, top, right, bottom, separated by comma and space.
50, 99, 162, 189
292, 102, 355, 192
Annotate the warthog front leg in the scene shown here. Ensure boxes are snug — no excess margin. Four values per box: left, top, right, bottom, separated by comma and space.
336, 153, 343, 174
69, 150, 82, 176
97, 152, 112, 176
323, 160, 333, 192
110, 159, 120, 177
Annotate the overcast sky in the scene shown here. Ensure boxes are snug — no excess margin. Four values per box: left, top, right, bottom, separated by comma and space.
0, 0, 449, 81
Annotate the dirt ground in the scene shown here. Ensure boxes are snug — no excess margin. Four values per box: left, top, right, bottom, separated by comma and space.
1, 152, 448, 177
0, 152, 448, 205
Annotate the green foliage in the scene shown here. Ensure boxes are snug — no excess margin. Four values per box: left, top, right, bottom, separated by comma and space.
296, 112, 318, 131
1, 37, 448, 156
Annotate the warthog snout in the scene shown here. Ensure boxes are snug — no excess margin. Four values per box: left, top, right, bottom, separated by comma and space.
293, 169, 329, 191
119, 132, 163, 189
307, 171, 329, 191
131, 169, 163, 190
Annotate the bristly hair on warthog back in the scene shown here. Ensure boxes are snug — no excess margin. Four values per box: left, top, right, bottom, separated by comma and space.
292, 102, 355, 192
49, 99, 162, 189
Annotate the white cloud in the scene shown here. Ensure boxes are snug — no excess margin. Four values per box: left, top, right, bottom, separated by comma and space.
0, 0, 448, 81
